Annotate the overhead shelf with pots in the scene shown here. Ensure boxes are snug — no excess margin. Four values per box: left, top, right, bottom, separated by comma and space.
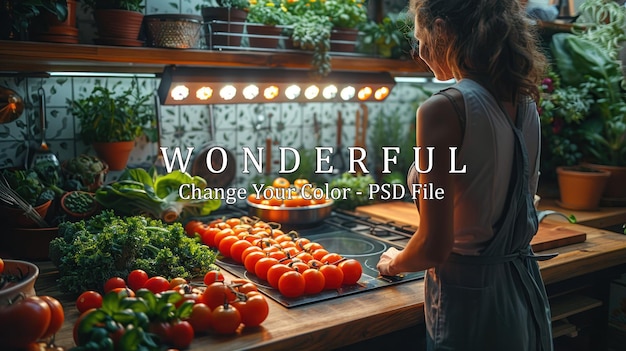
0, 40, 431, 76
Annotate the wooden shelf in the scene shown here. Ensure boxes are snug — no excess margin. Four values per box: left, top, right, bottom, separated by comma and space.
0, 40, 431, 76
552, 319, 578, 339
550, 294, 603, 321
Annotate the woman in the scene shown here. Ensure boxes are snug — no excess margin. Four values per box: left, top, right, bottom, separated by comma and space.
376, 0, 553, 350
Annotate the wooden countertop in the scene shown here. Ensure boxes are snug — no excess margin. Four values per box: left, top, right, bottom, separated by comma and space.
35, 214, 626, 350
537, 198, 626, 229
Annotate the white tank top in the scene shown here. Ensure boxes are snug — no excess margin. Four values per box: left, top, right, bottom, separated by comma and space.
409, 79, 540, 255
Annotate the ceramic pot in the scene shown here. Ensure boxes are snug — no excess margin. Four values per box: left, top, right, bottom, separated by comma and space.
583, 163, 626, 200
247, 23, 282, 49
31, 0, 78, 44
556, 165, 610, 211
201, 7, 247, 49
94, 9, 144, 46
92, 141, 134, 171
330, 27, 358, 53
1, 199, 52, 228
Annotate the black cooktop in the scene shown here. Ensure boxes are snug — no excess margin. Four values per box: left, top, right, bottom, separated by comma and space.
211, 206, 424, 308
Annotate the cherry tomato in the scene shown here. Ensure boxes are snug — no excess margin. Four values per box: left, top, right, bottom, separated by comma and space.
38, 295, 64, 340
126, 269, 149, 291
247, 193, 263, 204
293, 178, 309, 188
338, 259, 363, 285
200, 227, 221, 247
0, 296, 51, 348
211, 303, 241, 334
244, 251, 267, 273
311, 248, 330, 261
231, 291, 269, 327
232, 281, 258, 294
230, 239, 253, 263
320, 264, 344, 290
184, 220, 206, 238
272, 177, 290, 188
143, 276, 171, 294
149, 321, 172, 345
203, 270, 225, 286
218, 235, 239, 258
266, 263, 293, 289
188, 303, 212, 334
169, 277, 188, 289
103, 276, 126, 293
170, 320, 194, 349
199, 282, 236, 310
302, 268, 325, 295
75, 290, 103, 314
0, 258, 4, 274
214, 228, 236, 247
278, 271, 305, 298
321, 253, 343, 265
225, 217, 241, 228
254, 257, 280, 281
289, 261, 310, 273
240, 245, 263, 262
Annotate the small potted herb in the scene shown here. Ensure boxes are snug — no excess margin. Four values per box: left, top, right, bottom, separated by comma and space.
197, 0, 249, 48
81, 0, 146, 46
60, 191, 98, 220
68, 80, 154, 170
246, 0, 292, 48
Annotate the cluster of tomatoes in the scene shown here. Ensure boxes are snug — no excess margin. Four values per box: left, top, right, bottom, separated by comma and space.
186, 215, 363, 299
0, 258, 65, 349
73, 269, 269, 350
247, 177, 332, 207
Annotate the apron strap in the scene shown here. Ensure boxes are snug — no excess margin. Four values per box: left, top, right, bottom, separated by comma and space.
447, 246, 558, 265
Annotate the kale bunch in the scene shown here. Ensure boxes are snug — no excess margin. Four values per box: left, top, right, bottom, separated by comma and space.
49, 210, 218, 294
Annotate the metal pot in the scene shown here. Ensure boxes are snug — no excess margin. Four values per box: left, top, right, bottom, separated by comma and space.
246, 199, 334, 227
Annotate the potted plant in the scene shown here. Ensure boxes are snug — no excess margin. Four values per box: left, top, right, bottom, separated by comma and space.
0, 0, 68, 41
196, 0, 249, 49
358, 12, 413, 59
323, 0, 368, 52
68, 80, 154, 170
286, 11, 333, 77
0, 168, 56, 228
82, 0, 145, 46
246, 0, 291, 49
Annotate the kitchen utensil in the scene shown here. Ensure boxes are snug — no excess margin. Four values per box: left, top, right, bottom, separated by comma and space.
331, 111, 346, 175
0, 174, 49, 228
354, 104, 368, 174
0, 87, 24, 124
246, 199, 334, 227
191, 105, 236, 188
28, 88, 61, 175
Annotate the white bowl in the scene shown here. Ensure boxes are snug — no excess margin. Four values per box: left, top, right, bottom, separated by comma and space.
0, 260, 39, 305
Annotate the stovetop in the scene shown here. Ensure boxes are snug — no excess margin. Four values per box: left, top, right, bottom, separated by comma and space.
207, 204, 424, 308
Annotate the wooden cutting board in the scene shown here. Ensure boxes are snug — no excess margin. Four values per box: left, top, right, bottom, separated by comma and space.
355, 202, 587, 251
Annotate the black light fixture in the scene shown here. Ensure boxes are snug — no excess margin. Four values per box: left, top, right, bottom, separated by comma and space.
157, 65, 396, 105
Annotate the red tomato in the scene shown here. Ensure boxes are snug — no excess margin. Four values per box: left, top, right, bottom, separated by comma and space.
240, 245, 263, 262
75, 290, 103, 314
320, 252, 343, 265
272, 177, 290, 188
214, 228, 236, 247
200, 227, 221, 247
278, 271, 306, 298
188, 303, 213, 334
0, 258, 4, 274
198, 282, 236, 310
302, 268, 325, 295
211, 303, 241, 334
170, 320, 194, 349
232, 281, 258, 294
0, 296, 51, 348
266, 263, 293, 289
244, 251, 267, 273
184, 220, 206, 238
143, 276, 171, 294
338, 259, 363, 285
127, 269, 149, 291
39, 295, 65, 339
320, 264, 344, 290
311, 248, 330, 261
231, 291, 269, 327
218, 235, 239, 258
149, 321, 172, 345
230, 239, 253, 263
254, 257, 280, 281
169, 277, 188, 289
289, 261, 310, 273
103, 276, 127, 293
203, 270, 225, 286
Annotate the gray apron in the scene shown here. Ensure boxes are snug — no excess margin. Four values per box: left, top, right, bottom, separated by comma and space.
418, 102, 555, 351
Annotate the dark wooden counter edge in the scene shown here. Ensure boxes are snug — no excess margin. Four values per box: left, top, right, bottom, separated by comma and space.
34, 223, 626, 350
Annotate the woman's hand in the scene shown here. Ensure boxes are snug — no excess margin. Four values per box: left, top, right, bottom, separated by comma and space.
377, 247, 400, 276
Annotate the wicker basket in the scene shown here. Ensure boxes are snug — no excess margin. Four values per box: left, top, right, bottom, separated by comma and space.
144, 14, 203, 49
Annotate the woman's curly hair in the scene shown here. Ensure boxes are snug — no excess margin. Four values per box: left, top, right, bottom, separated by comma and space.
410, 0, 547, 103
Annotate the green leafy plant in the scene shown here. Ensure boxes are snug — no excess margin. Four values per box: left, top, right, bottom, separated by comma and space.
82, 0, 145, 12
358, 12, 413, 59
247, 0, 291, 25
323, 0, 367, 29
68, 80, 154, 143
10, 0, 68, 35
1, 168, 59, 206
195, 0, 249, 10
329, 172, 375, 210
287, 12, 332, 77
574, 0, 626, 61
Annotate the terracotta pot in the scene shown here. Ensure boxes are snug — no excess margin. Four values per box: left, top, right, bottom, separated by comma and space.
92, 141, 135, 171
247, 23, 282, 49
330, 27, 358, 53
31, 0, 78, 43
556, 166, 610, 211
201, 7, 247, 49
94, 9, 144, 46
61, 191, 98, 220
582, 163, 626, 200
0, 199, 52, 228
